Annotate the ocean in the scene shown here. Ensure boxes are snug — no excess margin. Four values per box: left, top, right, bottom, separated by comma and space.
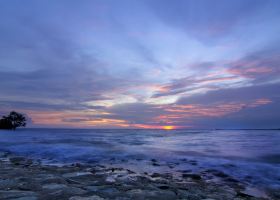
0, 128, 279, 189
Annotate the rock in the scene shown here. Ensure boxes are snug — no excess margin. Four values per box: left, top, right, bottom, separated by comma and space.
71, 163, 82, 168
151, 173, 161, 178
85, 185, 107, 192
182, 173, 202, 180
0, 179, 18, 189
105, 176, 116, 183
63, 187, 88, 195
98, 187, 120, 198
0, 151, 9, 158
69, 195, 105, 200
63, 172, 92, 178
158, 185, 169, 190
127, 189, 176, 200
240, 187, 268, 198
42, 183, 68, 190
181, 194, 203, 200
17, 182, 42, 191
41, 177, 67, 184
237, 191, 254, 198
9, 157, 28, 165
224, 177, 239, 183
0, 190, 36, 199
188, 160, 197, 165
11, 196, 38, 200
213, 171, 229, 178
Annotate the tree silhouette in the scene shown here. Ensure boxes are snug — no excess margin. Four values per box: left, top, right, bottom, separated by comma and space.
0, 118, 13, 129
0, 111, 26, 130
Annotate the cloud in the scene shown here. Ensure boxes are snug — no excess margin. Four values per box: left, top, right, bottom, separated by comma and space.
144, 0, 274, 43
97, 82, 279, 128
226, 48, 280, 82
0, 0, 279, 128
152, 75, 239, 98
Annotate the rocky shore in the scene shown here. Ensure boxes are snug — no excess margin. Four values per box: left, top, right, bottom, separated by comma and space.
0, 151, 278, 200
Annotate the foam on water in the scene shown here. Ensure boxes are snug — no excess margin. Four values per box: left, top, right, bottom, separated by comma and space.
0, 128, 279, 188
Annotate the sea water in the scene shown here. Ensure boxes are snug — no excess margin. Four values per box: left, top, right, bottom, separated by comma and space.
0, 128, 279, 188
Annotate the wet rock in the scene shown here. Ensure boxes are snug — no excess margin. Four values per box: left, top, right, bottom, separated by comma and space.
151, 173, 161, 178
63, 187, 88, 195
240, 187, 268, 198
224, 177, 239, 183
127, 189, 176, 200
237, 191, 254, 198
201, 199, 216, 200
63, 171, 92, 178
0, 179, 18, 189
69, 195, 105, 200
158, 185, 169, 190
213, 171, 229, 178
221, 163, 236, 168
188, 160, 197, 165
85, 185, 107, 192
0, 153, 273, 200
17, 181, 42, 191
182, 173, 202, 180
41, 176, 68, 185
42, 183, 68, 190
11, 196, 38, 200
105, 176, 116, 183
0, 190, 36, 199
178, 170, 192, 173
71, 163, 83, 168
181, 194, 202, 200
98, 187, 120, 198
9, 157, 32, 166
0, 151, 10, 158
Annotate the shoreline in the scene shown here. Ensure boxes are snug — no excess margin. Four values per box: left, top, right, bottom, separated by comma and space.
0, 151, 278, 200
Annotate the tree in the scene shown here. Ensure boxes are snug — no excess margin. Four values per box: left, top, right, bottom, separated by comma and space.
0, 118, 13, 129
0, 111, 26, 130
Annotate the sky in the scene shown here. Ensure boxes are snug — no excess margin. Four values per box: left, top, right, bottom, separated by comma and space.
0, 0, 279, 129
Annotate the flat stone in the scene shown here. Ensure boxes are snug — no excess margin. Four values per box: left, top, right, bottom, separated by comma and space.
0, 190, 36, 199
41, 177, 67, 184
182, 173, 202, 180
63, 172, 92, 178
127, 189, 176, 199
241, 187, 268, 198
69, 195, 105, 200
42, 183, 68, 190
63, 187, 88, 195
9, 157, 33, 166
0, 179, 18, 189
105, 176, 116, 183
85, 185, 107, 192
11, 196, 38, 200
158, 185, 169, 190
17, 181, 42, 191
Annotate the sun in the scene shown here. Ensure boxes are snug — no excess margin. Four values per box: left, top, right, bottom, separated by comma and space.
163, 126, 174, 130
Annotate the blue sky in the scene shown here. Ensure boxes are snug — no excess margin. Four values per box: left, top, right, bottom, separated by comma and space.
0, 0, 279, 128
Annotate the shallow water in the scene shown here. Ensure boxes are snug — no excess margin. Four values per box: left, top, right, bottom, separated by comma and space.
0, 128, 279, 188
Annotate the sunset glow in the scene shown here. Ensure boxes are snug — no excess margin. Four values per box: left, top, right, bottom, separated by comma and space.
0, 0, 279, 129
163, 126, 175, 130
